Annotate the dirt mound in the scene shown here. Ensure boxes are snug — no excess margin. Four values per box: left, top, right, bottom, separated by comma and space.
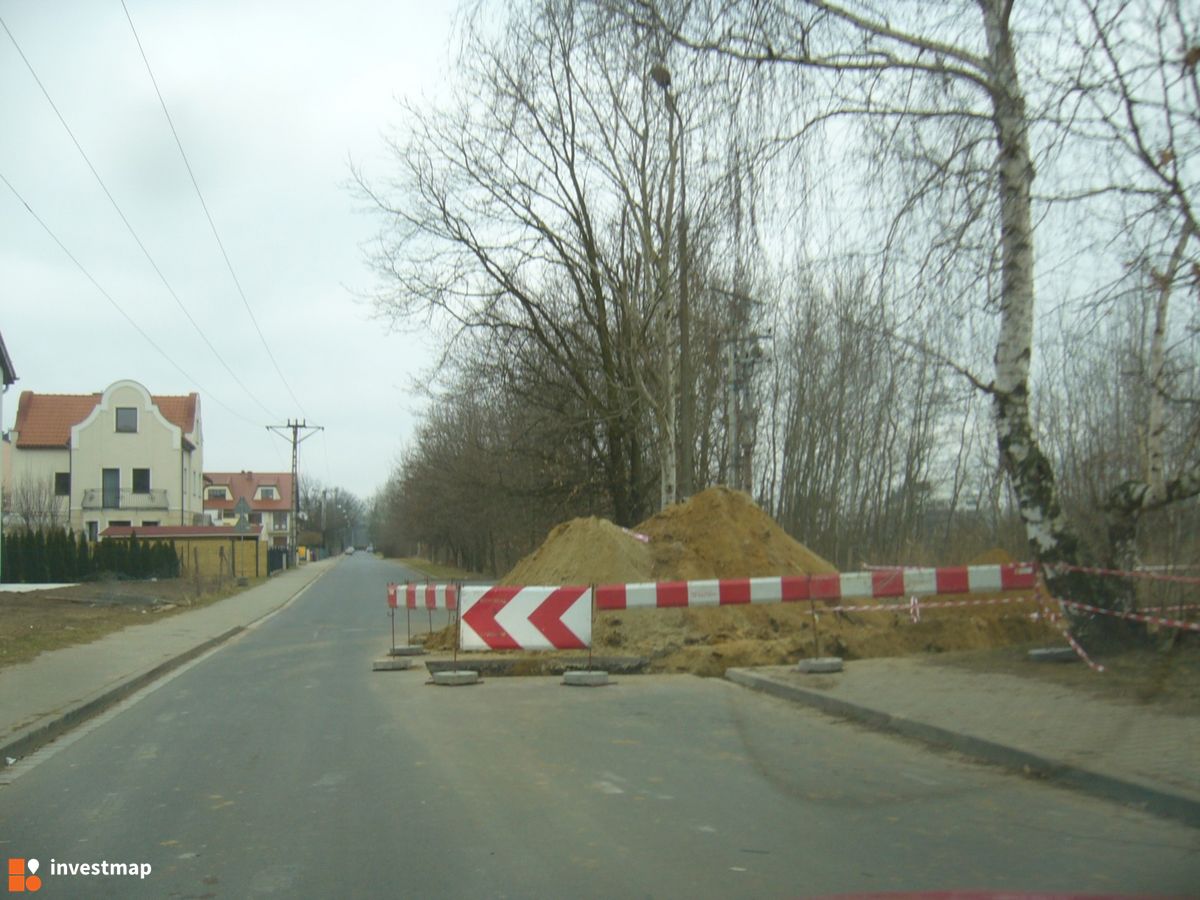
592, 596, 1057, 675
500, 487, 835, 586
502, 517, 653, 586
969, 547, 1018, 565
435, 487, 1044, 676
637, 487, 837, 579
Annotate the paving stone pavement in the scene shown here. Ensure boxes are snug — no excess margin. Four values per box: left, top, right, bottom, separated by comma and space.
727, 656, 1200, 827
1, 559, 336, 764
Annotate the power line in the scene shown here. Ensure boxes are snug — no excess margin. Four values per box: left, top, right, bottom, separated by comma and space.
0, 12, 280, 424
121, 1, 308, 419
0, 170, 262, 428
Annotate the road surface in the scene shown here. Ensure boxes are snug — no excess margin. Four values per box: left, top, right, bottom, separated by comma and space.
2, 554, 1196, 897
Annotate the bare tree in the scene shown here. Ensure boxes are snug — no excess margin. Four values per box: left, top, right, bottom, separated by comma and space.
1058, 0, 1200, 570
9, 476, 66, 530
616, 0, 1200, 622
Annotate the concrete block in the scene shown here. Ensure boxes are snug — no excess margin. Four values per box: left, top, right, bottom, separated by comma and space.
562, 670, 610, 687
388, 646, 425, 657
1028, 647, 1078, 663
372, 657, 413, 671
432, 670, 480, 686
794, 657, 844, 674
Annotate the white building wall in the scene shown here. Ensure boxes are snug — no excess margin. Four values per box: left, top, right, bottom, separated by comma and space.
6, 380, 204, 535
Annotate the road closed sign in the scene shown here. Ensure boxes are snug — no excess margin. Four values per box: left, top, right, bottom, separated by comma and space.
460, 585, 592, 651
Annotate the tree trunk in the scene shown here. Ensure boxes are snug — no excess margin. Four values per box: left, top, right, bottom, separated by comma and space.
982, 0, 1130, 635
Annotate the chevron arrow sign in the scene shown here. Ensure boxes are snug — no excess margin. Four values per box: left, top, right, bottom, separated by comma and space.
460, 585, 592, 651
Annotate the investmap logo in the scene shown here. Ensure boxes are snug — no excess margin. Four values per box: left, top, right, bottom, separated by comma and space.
7, 857, 152, 891
7, 859, 41, 893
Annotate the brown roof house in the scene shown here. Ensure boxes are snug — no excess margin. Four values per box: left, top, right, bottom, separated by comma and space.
203, 471, 294, 549
5, 379, 203, 539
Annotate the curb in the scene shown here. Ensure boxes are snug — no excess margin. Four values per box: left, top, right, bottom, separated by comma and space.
724, 667, 1200, 830
1, 564, 332, 767
1, 627, 243, 765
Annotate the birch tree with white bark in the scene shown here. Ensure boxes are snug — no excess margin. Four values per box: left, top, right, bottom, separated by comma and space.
612, 0, 1200, 629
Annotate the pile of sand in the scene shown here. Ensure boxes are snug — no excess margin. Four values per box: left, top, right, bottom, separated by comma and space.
501, 487, 835, 585
636, 486, 837, 579
425, 487, 1054, 671
502, 517, 653, 586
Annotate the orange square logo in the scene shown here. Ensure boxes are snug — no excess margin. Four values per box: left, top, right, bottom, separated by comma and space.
6, 858, 41, 892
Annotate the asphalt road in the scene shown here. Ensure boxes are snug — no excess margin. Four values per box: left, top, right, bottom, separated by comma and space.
2, 554, 1196, 898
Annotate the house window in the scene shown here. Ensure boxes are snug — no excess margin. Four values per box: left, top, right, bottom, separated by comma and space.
260, 487, 276, 500
109, 520, 131, 528
115, 407, 138, 433
209, 487, 227, 500
132, 468, 151, 493
249, 512, 263, 525
55, 472, 71, 496
87, 521, 98, 542
275, 512, 289, 530
142, 520, 159, 528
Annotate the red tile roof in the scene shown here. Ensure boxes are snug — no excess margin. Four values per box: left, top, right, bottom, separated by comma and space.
13, 389, 199, 448
203, 471, 295, 513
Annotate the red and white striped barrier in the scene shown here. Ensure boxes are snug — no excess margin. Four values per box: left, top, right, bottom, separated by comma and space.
595, 563, 1037, 610
460, 585, 591, 651
403, 582, 459, 610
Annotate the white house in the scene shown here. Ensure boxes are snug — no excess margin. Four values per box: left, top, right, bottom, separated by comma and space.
0, 330, 17, 581
6, 379, 204, 539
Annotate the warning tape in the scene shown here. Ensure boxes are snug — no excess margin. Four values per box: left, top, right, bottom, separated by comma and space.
1044, 561, 1200, 586
1033, 584, 1106, 672
814, 595, 1035, 615
1053, 596, 1200, 633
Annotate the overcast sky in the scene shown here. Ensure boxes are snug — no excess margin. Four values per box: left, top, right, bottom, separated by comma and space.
1, 0, 461, 501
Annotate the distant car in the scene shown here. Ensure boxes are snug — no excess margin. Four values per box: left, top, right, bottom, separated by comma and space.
344, 547, 354, 555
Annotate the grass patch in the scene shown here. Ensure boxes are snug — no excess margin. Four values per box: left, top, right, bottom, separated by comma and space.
0, 576, 265, 670
396, 557, 486, 581
929, 638, 1200, 716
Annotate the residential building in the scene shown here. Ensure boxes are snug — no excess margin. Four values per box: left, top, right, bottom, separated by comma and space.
5, 379, 204, 537
1, 329, 17, 582
203, 471, 293, 548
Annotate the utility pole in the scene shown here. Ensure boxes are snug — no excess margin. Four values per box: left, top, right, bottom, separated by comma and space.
266, 419, 322, 565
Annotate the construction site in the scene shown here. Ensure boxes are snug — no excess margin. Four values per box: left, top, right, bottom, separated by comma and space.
420, 486, 1064, 675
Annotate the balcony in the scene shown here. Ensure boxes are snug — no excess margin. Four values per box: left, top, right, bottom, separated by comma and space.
81, 488, 169, 510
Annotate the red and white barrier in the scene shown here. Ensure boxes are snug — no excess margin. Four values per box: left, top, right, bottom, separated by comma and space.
595, 563, 1037, 610
460, 585, 592, 651
404, 582, 459, 610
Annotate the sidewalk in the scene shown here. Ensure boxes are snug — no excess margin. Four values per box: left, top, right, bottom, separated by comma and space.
727, 658, 1200, 828
1, 558, 336, 765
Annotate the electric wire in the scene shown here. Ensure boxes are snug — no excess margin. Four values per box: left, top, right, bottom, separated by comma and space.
0, 171, 263, 428
120, 1, 309, 420
0, 12, 280, 424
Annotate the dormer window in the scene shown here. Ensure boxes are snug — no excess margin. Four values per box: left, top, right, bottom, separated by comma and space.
209, 487, 228, 500
115, 407, 138, 433
260, 487, 276, 500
